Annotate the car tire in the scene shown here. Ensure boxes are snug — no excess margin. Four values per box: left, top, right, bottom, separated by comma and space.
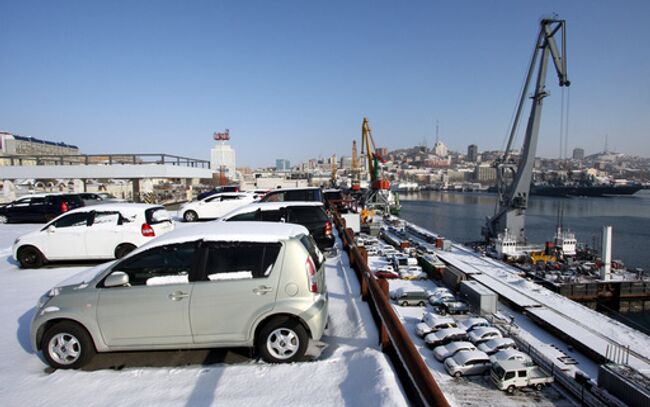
535, 383, 544, 391
257, 317, 308, 363
507, 385, 515, 394
418, 301, 426, 307
17, 246, 45, 269
0, 214, 8, 224
115, 243, 137, 259
453, 372, 461, 378
183, 210, 198, 222
41, 321, 96, 369
400, 301, 408, 306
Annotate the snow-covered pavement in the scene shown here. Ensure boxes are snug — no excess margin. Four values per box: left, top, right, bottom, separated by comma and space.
0, 224, 408, 406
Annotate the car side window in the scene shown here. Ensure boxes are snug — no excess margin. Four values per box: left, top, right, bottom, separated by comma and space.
29, 197, 45, 207
53, 212, 90, 228
205, 196, 221, 203
288, 207, 323, 223
12, 198, 31, 207
93, 212, 120, 226
220, 195, 239, 201
202, 242, 281, 281
112, 243, 196, 286
517, 370, 527, 377
260, 209, 284, 222
505, 371, 516, 380
264, 192, 284, 202
228, 212, 257, 221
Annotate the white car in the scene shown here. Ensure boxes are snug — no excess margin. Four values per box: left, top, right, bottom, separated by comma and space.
489, 348, 532, 365
427, 287, 452, 298
12, 204, 174, 268
468, 327, 503, 344
180, 192, 255, 222
458, 317, 490, 332
416, 313, 457, 337
399, 265, 427, 280
433, 341, 478, 362
478, 338, 517, 355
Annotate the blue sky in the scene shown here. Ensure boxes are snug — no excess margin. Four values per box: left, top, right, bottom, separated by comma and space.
1, 0, 649, 167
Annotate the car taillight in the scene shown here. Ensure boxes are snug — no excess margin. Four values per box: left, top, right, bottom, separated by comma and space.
324, 220, 332, 237
141, 223, 155, 237
61, 201, 69, 212
305, 256, 318, 293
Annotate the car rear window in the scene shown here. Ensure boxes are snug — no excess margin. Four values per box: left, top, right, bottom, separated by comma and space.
299, 234, 323, 269
146, 207, 172, 224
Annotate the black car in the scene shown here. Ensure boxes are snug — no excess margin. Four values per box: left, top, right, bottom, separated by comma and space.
0, 194, 84, 223
259, 187, 323, 203
221, 202, 334, 250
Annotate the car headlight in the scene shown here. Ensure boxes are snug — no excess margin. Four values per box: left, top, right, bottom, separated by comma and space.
37, 287, 60, 309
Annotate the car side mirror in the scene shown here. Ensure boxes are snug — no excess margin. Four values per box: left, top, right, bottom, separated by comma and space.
46, 225, 56, 233
280, 217, 286, 223
105, 271, 130, 288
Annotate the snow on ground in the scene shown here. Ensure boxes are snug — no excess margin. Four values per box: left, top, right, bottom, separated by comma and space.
366, 254, 573, 406
0, 223, 408, 406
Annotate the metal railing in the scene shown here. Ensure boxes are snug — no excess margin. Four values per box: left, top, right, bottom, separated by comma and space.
1, 153, 210, 168
333, 212, 449, 407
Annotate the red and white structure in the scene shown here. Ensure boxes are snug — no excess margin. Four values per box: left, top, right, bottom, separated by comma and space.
210, 129, 236, 180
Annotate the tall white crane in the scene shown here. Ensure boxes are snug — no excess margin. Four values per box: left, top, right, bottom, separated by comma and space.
483, 18, 570, 243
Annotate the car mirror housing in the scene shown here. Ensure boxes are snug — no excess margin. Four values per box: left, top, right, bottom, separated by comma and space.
46, 225, 56, 233
105, 272, 130, 288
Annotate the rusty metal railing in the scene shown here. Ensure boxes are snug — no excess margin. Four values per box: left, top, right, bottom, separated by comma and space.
333, 212, 449, 407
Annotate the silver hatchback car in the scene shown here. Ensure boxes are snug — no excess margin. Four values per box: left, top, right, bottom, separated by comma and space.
30, 222, 328, 369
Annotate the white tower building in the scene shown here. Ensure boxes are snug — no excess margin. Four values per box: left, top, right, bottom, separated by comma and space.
210, 130, 237, 180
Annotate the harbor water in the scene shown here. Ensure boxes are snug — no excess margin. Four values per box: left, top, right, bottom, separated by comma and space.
399, 189, 650, 331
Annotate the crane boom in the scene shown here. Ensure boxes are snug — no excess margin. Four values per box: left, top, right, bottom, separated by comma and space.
483, 19, 570, 243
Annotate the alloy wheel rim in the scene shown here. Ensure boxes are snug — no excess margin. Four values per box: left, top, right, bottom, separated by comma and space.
48, 333, 81, 365
266, 328, 299, 360
0, 215, 7, 223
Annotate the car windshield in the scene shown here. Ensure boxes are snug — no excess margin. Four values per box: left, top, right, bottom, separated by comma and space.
492, 364, 506, 379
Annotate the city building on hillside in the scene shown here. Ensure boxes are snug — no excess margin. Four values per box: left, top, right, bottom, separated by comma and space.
467, 144, 478, 162
573, 147, 585, 160
433, 140, 448, 157
276, 159, 291, 172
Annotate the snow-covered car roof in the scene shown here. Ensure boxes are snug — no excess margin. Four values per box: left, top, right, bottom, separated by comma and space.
440, 341, 475, 354
459, 317, 489, 330
429, 327, 466, 340
422, 312, 455, 326
478, 337, 515, 350
469, 326, 500, 338
220, 201, 324, 220
66, 203, 163, 213
453, 350, 490, 365
131, 221, 309, 255
490, 348, 530, 362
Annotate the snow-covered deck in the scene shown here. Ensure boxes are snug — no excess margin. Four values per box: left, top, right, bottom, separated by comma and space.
0, 224, 408, 406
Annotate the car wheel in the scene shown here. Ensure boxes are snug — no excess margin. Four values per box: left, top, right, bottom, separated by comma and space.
41, 321, 95, 369
507, 385, 516, 394
183, 210, 198, 222
418, 301, 426, 307
453, 372, 461, 378
115, 243, 137, 259
400, 301, 408, 306
535, 383, 544, 391
257, 317, 308, 363
0, 214, 8, 224
439, 308, 447, 316
18, 246, 45, 269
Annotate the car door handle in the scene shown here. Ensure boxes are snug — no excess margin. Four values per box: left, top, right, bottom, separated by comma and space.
168, 291, 189, 301
253, 286, 273, 295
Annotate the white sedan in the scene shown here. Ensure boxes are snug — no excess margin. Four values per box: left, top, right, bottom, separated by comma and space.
433, 341, 478, 362
12, 204, 174, 268
180, 192, 256, 222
